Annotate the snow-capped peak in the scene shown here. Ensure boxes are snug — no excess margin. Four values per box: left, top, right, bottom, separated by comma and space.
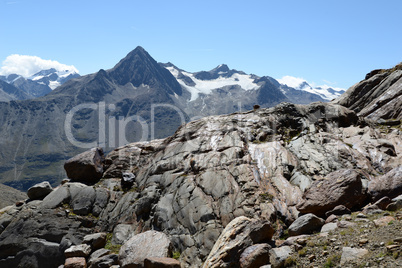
165, 65, 260, 101
277, 75, 345, 101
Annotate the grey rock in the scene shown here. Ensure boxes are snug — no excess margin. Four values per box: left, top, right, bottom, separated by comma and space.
119, 230, 172, 268
83, 233, 107, 250
288, 213, 325, 236
27, 181, 53, 200
121, 172, 135, 189
203, 216, 274, 268
325, 205, 351, 217
321, 222, 338, 233
64, 147, 104, 183
269, 246, 293, 268
89, 254, 118, 268
340, 247, 369, 265
65, 244, 92, 258
88, 248, 111, 266
71, 186, 96, 215
111, 224, 134, 245
239, 243, 271, 268
92, 187, 109, 217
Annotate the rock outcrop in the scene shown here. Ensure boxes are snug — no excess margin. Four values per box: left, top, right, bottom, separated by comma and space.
334, 63, 402, 120
0, 97, 400, 267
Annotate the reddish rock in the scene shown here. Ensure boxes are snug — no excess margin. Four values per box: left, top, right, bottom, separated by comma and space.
144, 257, 181, 268
65, 257, 87, 268
374, 216, 396, 227
296, 169, 368, 217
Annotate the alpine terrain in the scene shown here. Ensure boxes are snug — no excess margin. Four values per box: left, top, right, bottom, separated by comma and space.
0, 47, 344, 190
0, 61, 400, 267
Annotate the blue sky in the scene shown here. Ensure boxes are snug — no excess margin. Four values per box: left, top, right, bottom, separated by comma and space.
1, 0, 401, 89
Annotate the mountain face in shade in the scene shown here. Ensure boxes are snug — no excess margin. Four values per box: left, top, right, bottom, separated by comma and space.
0, 80, 31, 101
0, 47, 345, 190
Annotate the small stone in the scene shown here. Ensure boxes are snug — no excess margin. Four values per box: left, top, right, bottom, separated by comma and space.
342, 215, 352, 221
359, 239, 369, 245
356, 213, 367, 218
322, 251, 329, 256
380, 242, 385, 246
308, 254, 316, 261
65, 244, 91, 258
144, 257, 181, 268
64, 257, 87, 268
82, 232, 107, 250
325, 214, 338, 224
15, 201, 24, 207
394, 237, 402, 243
296, 238, 307, 245
386, 245, 399, 252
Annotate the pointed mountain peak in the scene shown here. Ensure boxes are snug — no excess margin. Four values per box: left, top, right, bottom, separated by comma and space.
109, 47, 182, 96
212, 64, 230, 73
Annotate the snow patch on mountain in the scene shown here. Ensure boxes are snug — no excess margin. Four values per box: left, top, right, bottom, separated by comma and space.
166, 66, 259, 101
278, 75, 345, 101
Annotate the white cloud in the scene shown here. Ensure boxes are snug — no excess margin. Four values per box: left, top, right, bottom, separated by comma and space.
0, 54, 79, 78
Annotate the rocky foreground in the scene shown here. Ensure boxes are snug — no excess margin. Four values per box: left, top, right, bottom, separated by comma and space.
0, 97, 401, 267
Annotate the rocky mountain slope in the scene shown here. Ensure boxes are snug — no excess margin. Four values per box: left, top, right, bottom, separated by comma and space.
0, 68, 79, 100
0, 47, 344, 191
0, 88, 400, 267
334, 63, 402, 120
0, 183, 26, 209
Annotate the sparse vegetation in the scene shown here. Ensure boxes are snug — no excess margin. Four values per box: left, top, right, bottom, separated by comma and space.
323, 254, 341, 268
172, 250, 181, 260
104, 233, 122, 254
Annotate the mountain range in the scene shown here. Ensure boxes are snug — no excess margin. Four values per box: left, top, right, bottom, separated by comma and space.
0, 46, 347, 190
0, 68, 79, 101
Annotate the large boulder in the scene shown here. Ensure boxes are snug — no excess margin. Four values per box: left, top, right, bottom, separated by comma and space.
27, 181, 53, 200
64, 147, 104, 183
288, 213, 325, 236
203, 216, 274, 268
118, 230, 172, 268
296, 169, 368, 216
368, 166, 402, 201
269, 246, 293, 268
239, 244, 271, 268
